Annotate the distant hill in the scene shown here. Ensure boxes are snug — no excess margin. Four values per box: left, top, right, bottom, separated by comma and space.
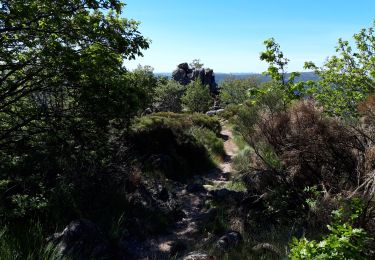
155, 72, 319, 84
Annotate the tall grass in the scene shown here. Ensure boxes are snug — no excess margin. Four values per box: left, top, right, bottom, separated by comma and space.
189, 126, 225, 163
0, 223, 59, 260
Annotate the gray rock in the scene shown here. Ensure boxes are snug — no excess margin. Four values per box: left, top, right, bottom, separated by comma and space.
172, 63, 219, 95
178, 62, 189, 71
49, 219, 110, 259
183, 251, 216, 260
205, 110, 216, 116
215, 231, 243, 252
205, 109, 224, 116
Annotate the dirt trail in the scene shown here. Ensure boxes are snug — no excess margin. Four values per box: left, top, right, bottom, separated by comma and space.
219, 125, 239, 175
145, 123, 239, 258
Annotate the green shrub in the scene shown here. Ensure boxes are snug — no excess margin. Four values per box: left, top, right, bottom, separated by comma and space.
153, 80, 186, 112
219, 76, 259, 106
189, 126, 225, 160
289, 222, 368, 260
130, 112, 223, 180
232, 147, 253, 174
203, 207, 230, 235
219, 103, 243, 122
289, 203, 370, 260
0, 223, 59, 260
132, 112, 221, 135
182, 80, 213, 112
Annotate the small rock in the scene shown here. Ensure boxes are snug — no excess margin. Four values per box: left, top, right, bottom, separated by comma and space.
183, 251, 216, 260
206, 109, 224, 116
215, 231, 243, 252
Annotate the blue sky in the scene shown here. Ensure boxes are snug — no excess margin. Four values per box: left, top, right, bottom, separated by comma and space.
122, 0, 375, 73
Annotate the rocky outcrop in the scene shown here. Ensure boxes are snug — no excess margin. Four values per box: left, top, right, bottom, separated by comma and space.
172, 63, 219, 95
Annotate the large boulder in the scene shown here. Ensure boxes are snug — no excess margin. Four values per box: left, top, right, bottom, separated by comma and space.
172, 63, 219, 94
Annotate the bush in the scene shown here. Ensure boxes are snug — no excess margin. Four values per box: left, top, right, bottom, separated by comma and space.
219, 103, 243, 122
132, 112, 221, 135
130, 112, 223, 180
153, 80, 186, 112
238, 100, 360, 191
234, 98, 370, 242
189, 126, 225, 160
182, 80, 213, 112
0, 223, 59, 260
219, 76, 259, 106
232, 147, 253, 174
289, 206, 369, 260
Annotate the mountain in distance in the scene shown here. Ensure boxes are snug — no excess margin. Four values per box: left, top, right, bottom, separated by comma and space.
155, 71, 318, 84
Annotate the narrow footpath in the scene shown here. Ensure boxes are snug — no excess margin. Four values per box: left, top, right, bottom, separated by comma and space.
145, 123, 240, 259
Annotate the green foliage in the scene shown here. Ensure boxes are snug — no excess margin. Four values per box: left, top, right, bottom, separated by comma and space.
182, 80, 213, 112
218, 104, 242, 123
219, 76, 259, 106
225, 179, 247, 192
189, 126, 225, 160
132, 112, 221, 135
0, 0, 150, 142
153, 80, 186, 112
232, 148, 253, 174
0, 223, 59, 260
304, 20, 375, 117
203, 207, 230, 235
289, 207, 369, 260
131, 112, 223, 180
260, 38, 305, 102
0, 0, 154, 252
189, 59, 204, 69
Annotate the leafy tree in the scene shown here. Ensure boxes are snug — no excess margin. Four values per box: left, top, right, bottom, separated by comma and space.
0, 0, 151, 230
260, 38, 304, 102
304, 20, 375, 117
182, 80, 212, 112
189, 59, 204, 69
154, 80, 186, 112
219, 76, 259, 106
0, 0, 150, 144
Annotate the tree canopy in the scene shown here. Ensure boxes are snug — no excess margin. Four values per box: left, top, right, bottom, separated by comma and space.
0, 0, 150, 146
305, 20, 375, 116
